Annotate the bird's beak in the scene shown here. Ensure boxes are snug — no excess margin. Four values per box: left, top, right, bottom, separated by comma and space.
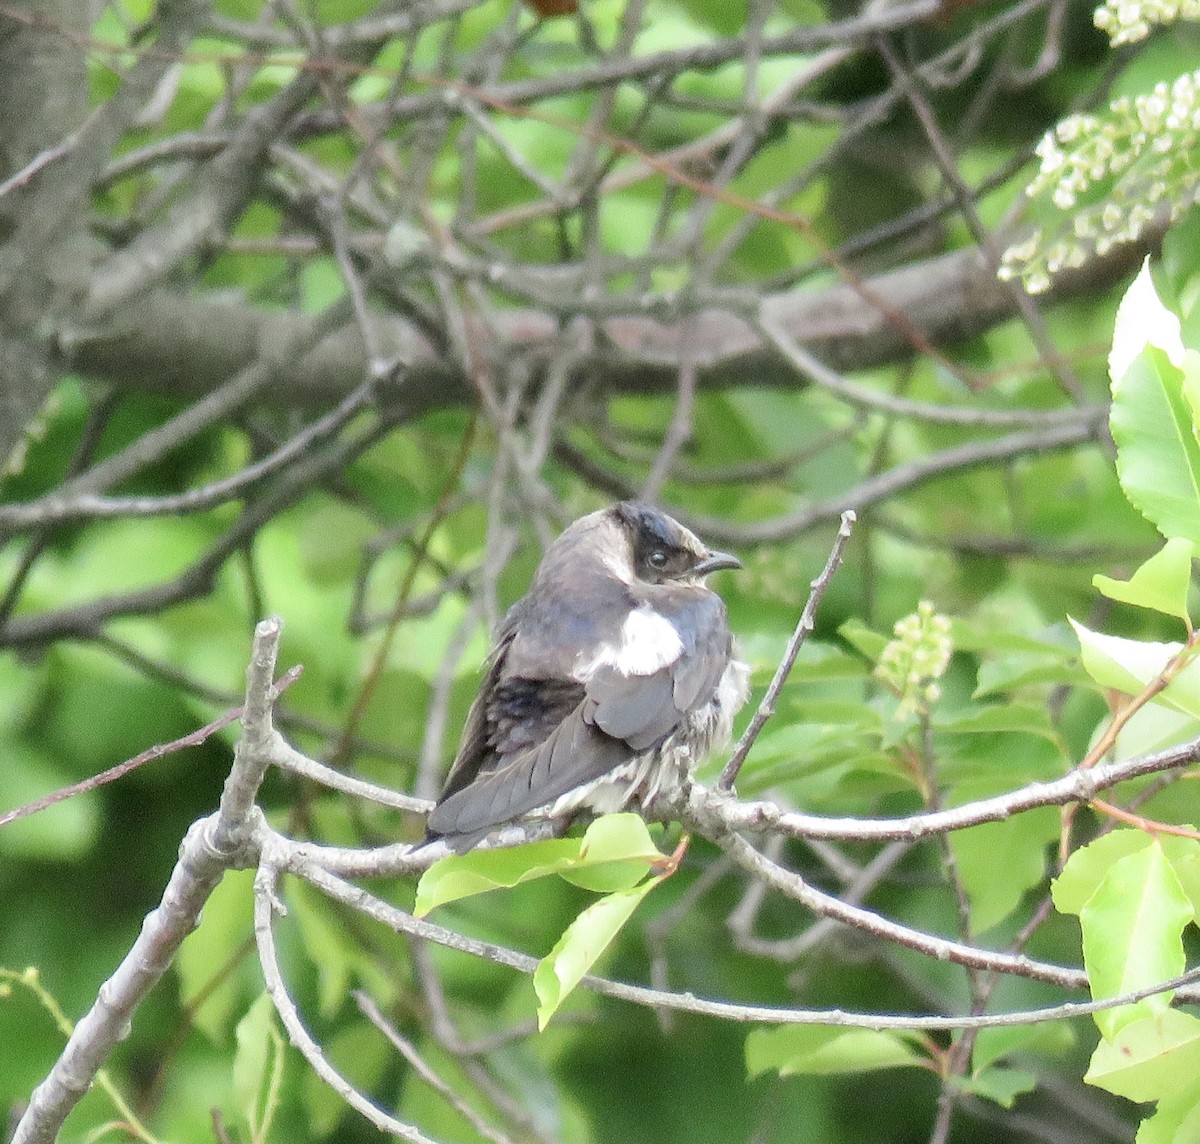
694, 549, 742, 576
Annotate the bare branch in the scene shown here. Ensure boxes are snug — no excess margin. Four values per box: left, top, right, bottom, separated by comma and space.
700, 736, 1200, 842
276, 831, 1200, 1029
719, 509, 856, 789
12, 618, 286, 1144
254, 855, 441, 1144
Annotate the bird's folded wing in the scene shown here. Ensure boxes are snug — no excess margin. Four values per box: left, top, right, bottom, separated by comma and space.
427, 591, 731, 848
424, 702, 630, 844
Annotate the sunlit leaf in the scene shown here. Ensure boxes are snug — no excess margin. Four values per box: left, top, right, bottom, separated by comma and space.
1109, 259, 1186, 384
534, 877, 661, 1030
1079, 841, 1192, 1038
1070, 619, 1200, 718
415, 814, 662, 915
1109, 270, 1200, 543
1093, 537, 1195, 623
1053, 829, 1153, 916
1130, 1086, 1200, 1144
1086, 1010, 1200, 1101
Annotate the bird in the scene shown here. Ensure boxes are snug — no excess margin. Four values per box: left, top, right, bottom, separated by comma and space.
425, 501, 750, 853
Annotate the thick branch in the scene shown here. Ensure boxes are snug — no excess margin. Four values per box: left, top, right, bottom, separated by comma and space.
70, 236, 1147, 412
12, 617, 283, 1144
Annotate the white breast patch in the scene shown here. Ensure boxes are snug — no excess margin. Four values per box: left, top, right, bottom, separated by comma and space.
577, 605, 684, 679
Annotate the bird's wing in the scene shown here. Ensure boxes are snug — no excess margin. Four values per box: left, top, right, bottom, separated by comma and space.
425, 590, 731, 847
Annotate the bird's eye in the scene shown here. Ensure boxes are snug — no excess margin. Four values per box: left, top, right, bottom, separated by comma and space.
647, 550, 669, 570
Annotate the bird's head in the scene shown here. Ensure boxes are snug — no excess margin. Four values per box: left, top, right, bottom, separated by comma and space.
609, 501, 741, 586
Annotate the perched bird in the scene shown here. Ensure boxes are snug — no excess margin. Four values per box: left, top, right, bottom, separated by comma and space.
426, 502, 749, 852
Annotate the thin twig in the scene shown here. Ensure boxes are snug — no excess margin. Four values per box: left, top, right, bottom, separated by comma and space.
279, 836, 1200, 1027
354, 993, 520, 1144
253, 855, 439, 1144
719, 509, 856, 789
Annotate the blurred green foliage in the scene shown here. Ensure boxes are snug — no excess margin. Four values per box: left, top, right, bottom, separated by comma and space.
5, 0, 1200, 1142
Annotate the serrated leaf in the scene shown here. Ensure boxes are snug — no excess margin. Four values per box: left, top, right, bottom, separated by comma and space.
1079, 841, 1192, 1038
415, 814, 662, 915
1093, 538, 1195, 623
1086, 1010, 1200, 1101
1110, 299, 1200, 541
745, 1025, 923, 1078
1070, 620, 1200, 719
1110, 260, 1186, 384
534, 877, 661, 1030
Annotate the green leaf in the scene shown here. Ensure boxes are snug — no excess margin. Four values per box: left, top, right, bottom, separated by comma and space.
534, 878, 661, 1030
415, 838, 583, 916
1070, 620, 1200, 718
287, 881, 357, 1017
1079, 840, 1192, 1038
972, 1022, 1074, 1076
1093, 538, 1195, 623
301, 1023, 388, 1137
1111, 703, 1200, 761
1110, 259, 1186, 387
1133, 1086, 1200, 1144
233, 993, 283, 1144
1053, 830, 1153, 916
934, 701, 1059, 739
973, 653, 1087, 698
954, 1066, 1037, 1108
949, 806, 1058, 932
1086, 1010, 1200, 1101
0, 743, 101, 862
415, 814, 662, 915
838, 618, 889, 662
1110, 329, 1200, 542
561, 814, 665, 892
1181, 352, 1200, 452
745, 1025, 923, 1078
1159, 835, 1200, 920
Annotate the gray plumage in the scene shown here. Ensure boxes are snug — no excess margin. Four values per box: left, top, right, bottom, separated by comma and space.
426, 502, 749, 852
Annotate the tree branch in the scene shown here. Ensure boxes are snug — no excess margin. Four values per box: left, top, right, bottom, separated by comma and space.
11, 617, 285, 1144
